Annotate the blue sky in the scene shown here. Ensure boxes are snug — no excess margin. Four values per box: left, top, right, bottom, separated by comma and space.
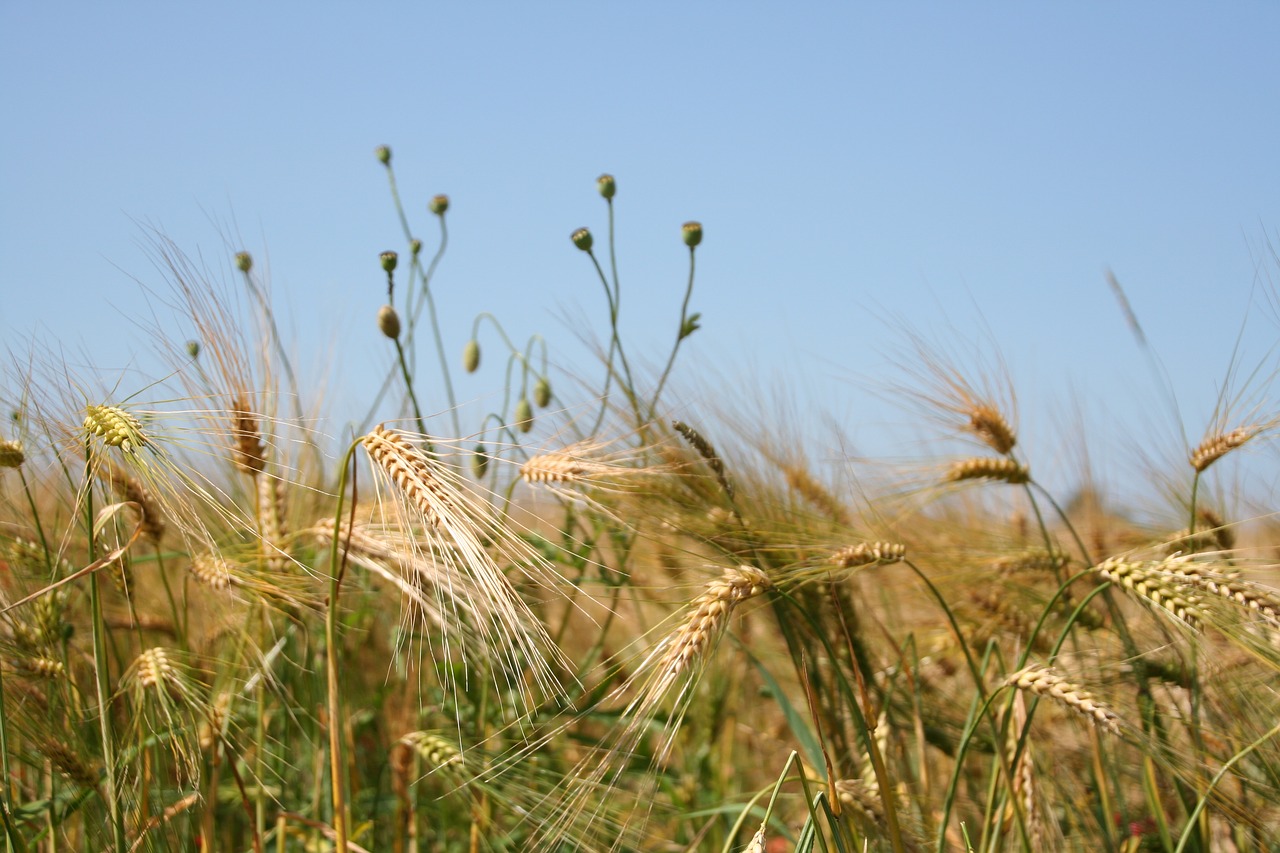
3, 4, 1278, 502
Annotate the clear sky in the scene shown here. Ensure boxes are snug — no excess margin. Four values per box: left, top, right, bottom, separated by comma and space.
3, 4, 1278, 503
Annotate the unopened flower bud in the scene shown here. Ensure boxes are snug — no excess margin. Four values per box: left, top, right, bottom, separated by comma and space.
235, 251, 253, 273
380, 251, 398, 273
514, 398, 534, 433
571, 228, 593, 252
375, 145, 391, 165
186, 340, 201, 359
429, 194, 449, 216
472, 444, 490, 479
462, 339, 481, 373
533, 376, 552, 408
682, 221, 703, 248
597, 173, 616, 200
0, 439, 24, 469
410, 238, 422, 256
377, 305, 401, 339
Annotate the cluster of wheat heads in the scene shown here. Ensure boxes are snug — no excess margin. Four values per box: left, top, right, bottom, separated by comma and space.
2, 153, 1280, 852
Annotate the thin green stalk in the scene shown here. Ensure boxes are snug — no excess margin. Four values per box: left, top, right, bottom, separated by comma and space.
17, 467, 53, 575
1173, 718, 1280, 853
411, 216, 460, 438
584, 248, 641, 429
84, 444, 126, 852
382, 161, 459, 437
650, 245, 697, 417
323, 440, 361, 853
0, 664, 21, 853
392, 338, 430, 443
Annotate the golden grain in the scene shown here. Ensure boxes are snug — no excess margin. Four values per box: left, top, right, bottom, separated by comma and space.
1005, 664, 1120, 734
1190, 425, 1259, 473
946, 457, 1030, 485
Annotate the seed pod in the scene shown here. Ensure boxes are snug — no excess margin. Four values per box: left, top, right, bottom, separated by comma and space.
533, 376, 552, 408
380, 251, 398, 273
378, 305, 401, 339
410, 238, 422, 256
472, 444, 490, 479
186, 340, 201, 359
234, 251, 253, 273
682, 221, 703, 248
375, 145, 391, 165
429, 194, 449, 215
0, 439, 24, 468
597, 173, 617, 199
571, 227, 593, 252
463, 339, 481, 373
514, 398, 534, 433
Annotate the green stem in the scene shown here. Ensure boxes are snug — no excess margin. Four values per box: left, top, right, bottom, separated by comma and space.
84, 444, 126, 851
324, 441, 361, 853
1173, 718, 1280, 853
392, 338, 430, 444
585, 249, 641, 429
413, 216, 460, 438
650, 245, 697, 418
17, 467, 53, 575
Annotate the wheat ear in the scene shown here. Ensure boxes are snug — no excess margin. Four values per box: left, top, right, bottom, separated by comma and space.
1190, 425, 1259, 473
84, 404, 148, 454
1096, 557, 1203, 629
654, 565, 771, 692
967, 404, 1017, 455
1005, 664, 1120, 735
832, 541, 906, 568
946, 457, 1030, 484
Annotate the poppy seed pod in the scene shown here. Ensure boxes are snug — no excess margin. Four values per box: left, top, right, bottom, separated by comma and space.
682, 221, 703, 248
597, 173, 616, 200
463, 339, 481, 373
380, 251, 398, 273
377, 305, 401, 339
235, 251, 253, 273
534, 377, 552, 408
375, 145, 391, 165
514, 398, 534, 433
429, 194, 449, 216
0, 439, 24, 469
571, 228, 593, 252
472, 444, 490, 480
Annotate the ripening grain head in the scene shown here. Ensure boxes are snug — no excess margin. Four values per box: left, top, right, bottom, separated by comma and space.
946, 456, 1030, 485
1005, 664, 1121, 735
1190, 425, 1260, 473
361, 424, 571, 705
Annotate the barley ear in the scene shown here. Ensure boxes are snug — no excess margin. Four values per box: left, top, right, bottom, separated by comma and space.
1005, 664, 1121, 735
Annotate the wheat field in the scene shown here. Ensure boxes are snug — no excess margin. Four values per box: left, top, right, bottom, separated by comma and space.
1, 151, 1278, 852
